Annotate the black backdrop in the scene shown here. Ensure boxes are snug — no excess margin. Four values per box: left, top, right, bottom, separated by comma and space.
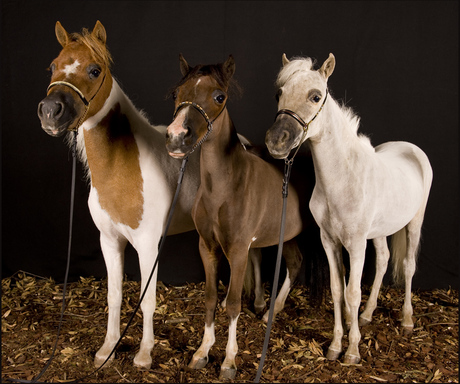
1, 1, 458, 290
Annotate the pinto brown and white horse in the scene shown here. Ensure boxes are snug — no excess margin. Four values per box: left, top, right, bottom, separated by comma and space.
165, 55, 306, 380
37, 21, 202, 369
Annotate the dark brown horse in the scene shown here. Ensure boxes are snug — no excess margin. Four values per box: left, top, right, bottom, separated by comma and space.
165, 55, 305, 380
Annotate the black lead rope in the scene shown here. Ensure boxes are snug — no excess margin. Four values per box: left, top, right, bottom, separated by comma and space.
7, 137, 190, 383
254, 159, 293, 383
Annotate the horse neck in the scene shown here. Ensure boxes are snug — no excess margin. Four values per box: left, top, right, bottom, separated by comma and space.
199, 109, 243, 178
309, 99, 367, 189
76, 79, 158, 179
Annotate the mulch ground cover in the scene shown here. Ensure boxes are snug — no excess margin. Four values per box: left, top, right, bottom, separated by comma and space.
2, 271, 458, 383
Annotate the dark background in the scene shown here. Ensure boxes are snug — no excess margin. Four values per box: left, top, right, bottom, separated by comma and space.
1, 1, 458, 290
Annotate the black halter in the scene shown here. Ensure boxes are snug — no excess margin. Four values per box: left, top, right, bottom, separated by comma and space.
275, 89, 328, 133
172, 100, 227, 155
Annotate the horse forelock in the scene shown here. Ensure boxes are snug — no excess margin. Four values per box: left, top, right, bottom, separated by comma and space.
169, 63, 242, 100
68, 28, 113, 69
276, 57, 314, 88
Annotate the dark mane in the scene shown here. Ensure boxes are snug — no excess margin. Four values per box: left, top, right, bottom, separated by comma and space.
167, 62, 242, 100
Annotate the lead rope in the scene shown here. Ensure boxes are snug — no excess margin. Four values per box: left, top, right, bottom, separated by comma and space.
254, 92, 327, 382
254, 132, 306, 384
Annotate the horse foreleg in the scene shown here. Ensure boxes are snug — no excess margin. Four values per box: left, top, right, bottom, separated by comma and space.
262, 239, 302, 323
189, 238, 219, 370
95, 233, 127, 368
133, 238, 161, 369
219, 249, 248, 381
321, 231, 345, 361
343, 240, 367, 364
359, 237, 390, 326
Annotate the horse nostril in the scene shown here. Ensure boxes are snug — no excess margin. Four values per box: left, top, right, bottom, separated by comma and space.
54, 101, 64, 118
184, 127, 192, 139
281, 130, 290, 143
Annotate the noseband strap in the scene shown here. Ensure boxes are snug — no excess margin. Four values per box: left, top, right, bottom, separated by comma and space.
172, 100, 227, 154
46, 72, 107, 131
276, 90, 328, 132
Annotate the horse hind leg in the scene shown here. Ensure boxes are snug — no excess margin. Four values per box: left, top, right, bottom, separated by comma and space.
249, 248, 265, 314
262, 239, 302, 323
399, 216, 424, 335
359, 237, 390, 326
94, 233, 127, 368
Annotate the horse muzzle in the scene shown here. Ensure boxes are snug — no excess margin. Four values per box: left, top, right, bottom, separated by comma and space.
265, 119, 299, 159
37, 91, 79, 137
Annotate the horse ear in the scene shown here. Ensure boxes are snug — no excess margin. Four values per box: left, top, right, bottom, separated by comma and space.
319, 53, 335, 79
223, 55, 236, 80
92, 20, 107, 45
179, 54, 191, 76
282, 53, 290, 66
55, 21, 70, 47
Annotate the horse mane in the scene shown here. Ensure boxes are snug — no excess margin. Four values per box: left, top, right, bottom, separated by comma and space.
277, 56, 373, 151
68, 28, 113, 69
167, 62, 242, 100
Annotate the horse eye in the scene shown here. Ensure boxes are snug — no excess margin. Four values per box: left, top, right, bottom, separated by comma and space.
90, 68, 101, 78
48, 63, 56, 75
312, 95, 321, 103
215, 94, 226, 104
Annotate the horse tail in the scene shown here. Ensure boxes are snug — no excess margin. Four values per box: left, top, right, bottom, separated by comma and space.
390, 226, 411, 286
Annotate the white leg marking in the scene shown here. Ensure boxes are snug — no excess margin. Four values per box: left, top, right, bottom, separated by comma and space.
189, 323, 215, 369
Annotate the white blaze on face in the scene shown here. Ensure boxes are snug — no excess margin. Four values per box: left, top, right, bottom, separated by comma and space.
63, 60, 80, 77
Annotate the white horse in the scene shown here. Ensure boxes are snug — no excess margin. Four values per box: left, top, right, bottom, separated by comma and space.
265, 53, 433, 364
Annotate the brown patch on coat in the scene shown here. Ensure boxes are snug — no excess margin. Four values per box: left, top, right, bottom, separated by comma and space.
84, 103, 144, 229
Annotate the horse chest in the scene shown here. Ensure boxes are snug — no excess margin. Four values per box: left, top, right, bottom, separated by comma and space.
84, 109, 144, 230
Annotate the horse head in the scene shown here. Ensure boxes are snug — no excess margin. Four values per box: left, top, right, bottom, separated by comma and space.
37, 21, 113, 137
265, 53, 335, 159
166, 54, 235, 158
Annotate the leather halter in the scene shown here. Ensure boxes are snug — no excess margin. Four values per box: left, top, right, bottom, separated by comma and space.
46, 72, 107, 131
276, 89, 328, 133
172, 100, 227, 154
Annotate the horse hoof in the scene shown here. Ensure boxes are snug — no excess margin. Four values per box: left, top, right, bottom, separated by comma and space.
402, 326, 413, 336
326, 348, 341, 361
343, 354, 361, 365
254, 304, 265, 315
219, 367, 237, 380
359, 316, 371, 327
94, 353, 114, 368
134, 354, 152, 370
189, 357, 208, 370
